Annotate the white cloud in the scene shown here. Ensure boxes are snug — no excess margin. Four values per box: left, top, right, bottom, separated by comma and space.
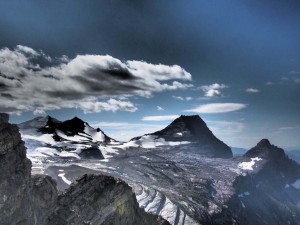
172, 96, 184, 101
205, 89, 222, 97
206, 120, 245, 134
200, 83, 228, 97
266, 82, 273, 85
142, 115, 179, 121
0, 45, 192, 115
294, 78, 300, 83
184, 103, 247, 114
126, 60, 192, 81
172, 96, 193, 101
245, 88, 260, 93
279, 126, 300, 130
157, 106, 164, 111
16, 45, 39, 56
33, 108, 47, 116
78, 98, 137, 113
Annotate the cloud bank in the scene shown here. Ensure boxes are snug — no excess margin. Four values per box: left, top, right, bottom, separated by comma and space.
0, 45, 192, 115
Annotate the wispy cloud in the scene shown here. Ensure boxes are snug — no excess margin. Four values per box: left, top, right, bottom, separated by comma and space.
199, 83, 228, 97
289, 71, 300, 75
142, 115, 179, 121
0, 45, 192, 115
245, 88, 260, 93
157, 106, 165, 111
172, 96, 193, 101
184, 103, 247, 113
279, 126, 300, 130
281, 76, 289, 81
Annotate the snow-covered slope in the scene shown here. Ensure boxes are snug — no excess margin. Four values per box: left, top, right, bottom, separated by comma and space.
19, 116, 121, 161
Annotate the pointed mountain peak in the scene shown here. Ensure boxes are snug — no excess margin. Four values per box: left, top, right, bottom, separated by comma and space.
71, 116, 82, 121
171, 115, 205, 125
134, 114, 232, 158
245, 139, 285, 160
167, 115, 207, 133
256, 139, 271, 148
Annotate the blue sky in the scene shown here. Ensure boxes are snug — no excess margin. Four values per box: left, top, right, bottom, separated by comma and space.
0, 0, 300, 148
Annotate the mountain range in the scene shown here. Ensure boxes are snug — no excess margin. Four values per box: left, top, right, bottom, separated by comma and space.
18, 115, 233, 165
1, 113, 300, 224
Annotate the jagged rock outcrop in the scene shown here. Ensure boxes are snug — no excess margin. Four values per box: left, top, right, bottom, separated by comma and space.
48, 174, 169, 225
0, 113, 170, 225
0, 113, 57, 225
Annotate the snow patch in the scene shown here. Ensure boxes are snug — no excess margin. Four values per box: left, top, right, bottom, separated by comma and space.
58, 173, 72, 185
238, 157, 262, 171
22, 133, 57, 145
56, 129, 89, 142
84, 123, 106, 142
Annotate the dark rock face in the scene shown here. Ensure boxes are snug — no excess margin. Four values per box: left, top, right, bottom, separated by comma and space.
0, 113, 57, 225
48, 174, 169, 225
0, 113, 170, 225
133, 115, 232, 158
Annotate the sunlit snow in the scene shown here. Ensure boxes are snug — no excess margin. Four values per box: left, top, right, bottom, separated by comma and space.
238, 157, 262, 171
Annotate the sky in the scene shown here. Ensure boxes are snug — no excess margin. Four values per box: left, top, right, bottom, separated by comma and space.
0, 0, 300, 149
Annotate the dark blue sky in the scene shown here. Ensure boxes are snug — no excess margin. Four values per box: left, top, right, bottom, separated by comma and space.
0, 0, 300, 148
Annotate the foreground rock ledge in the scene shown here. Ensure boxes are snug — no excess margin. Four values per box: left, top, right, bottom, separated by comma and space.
0, 113, 169, 225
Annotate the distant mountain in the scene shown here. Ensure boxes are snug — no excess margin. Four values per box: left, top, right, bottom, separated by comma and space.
18, 116, 120, 161
231, 146, 247, 156
131, 115, 233, 158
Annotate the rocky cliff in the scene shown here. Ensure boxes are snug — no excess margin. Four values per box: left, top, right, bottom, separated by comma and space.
0, 113, 169, 225
0, 113, 57, 225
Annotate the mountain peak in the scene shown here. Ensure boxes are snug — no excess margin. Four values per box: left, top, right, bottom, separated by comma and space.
245, 139, 285, 160
256, 139, 271, 148
138, 114, 233, 158
71, 116, 82, 121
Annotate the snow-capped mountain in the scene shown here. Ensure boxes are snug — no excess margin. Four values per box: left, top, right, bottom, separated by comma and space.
128, 115, 232, 158
15, 114, 300, 224
18, 116, 120, 162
